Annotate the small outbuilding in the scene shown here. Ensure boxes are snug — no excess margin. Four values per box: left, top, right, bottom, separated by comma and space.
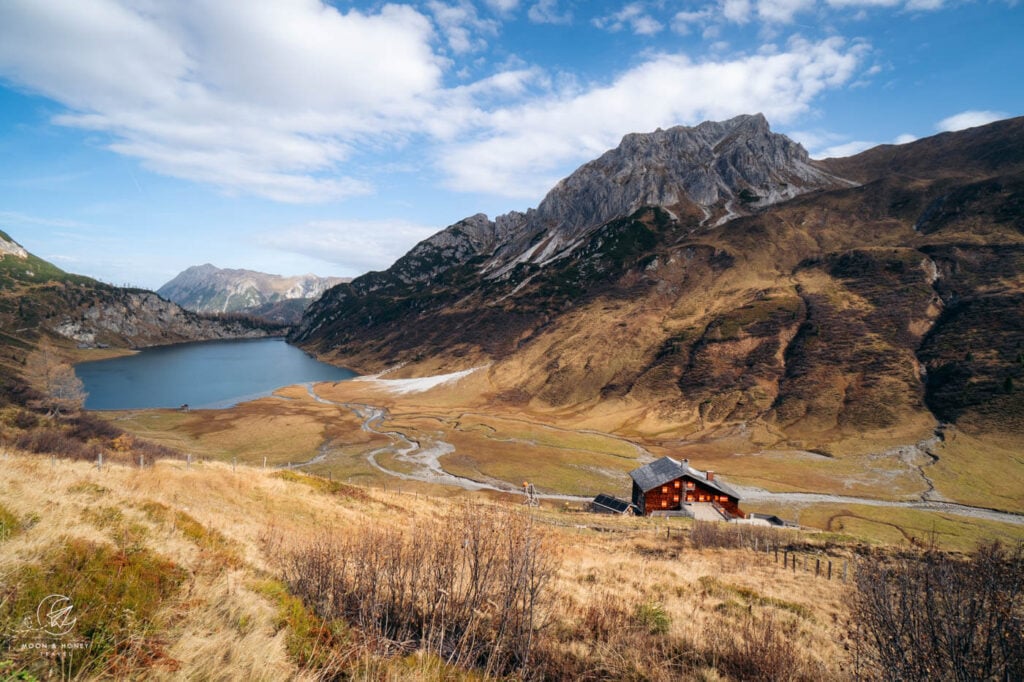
629, 456, 744, 518
590, 493, 636, 515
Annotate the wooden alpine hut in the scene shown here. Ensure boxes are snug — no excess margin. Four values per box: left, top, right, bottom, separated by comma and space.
629, 456, 744, 518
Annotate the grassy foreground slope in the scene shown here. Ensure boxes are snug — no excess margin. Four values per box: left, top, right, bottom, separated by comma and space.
0, 452, 889, 680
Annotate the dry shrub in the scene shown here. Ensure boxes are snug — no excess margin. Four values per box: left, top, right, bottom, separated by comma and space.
530, 590, 702, 681
690, 521, 785, 550
851, 541, 1024, 681
67, 411, 123, 442
706, 613, 827, 682
6, 410, 180, 465
13, 426, 99, 460
282, 503, 557, 678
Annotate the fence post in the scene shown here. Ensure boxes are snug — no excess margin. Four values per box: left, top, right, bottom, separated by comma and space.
232, 457, 237, 472
784, 550, 788, 568
51, 455, 55, 468
263, 456, 267, 470
828, 560, 832, 581
816, 558, 820, 577
97, 451, 103, 470
187, 453, 192, 470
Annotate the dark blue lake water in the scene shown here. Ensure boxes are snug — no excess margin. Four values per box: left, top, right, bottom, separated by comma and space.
76, 337, 356, 410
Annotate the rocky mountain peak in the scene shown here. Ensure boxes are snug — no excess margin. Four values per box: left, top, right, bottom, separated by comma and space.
157, 264, 347, 323
473, 114, 853, 276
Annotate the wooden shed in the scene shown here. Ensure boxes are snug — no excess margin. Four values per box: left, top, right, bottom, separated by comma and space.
629, 456, 744, 518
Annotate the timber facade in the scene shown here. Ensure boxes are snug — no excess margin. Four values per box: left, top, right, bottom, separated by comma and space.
629, 456, 744, 518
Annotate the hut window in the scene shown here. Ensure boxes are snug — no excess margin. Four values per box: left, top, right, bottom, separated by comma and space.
661, 486, 669, 493
686, 481, 695, 490
661, 500, 668, 508
673, 495, 680, 502
674, 480, 681, 488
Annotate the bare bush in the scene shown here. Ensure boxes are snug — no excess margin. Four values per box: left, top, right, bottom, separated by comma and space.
852, 541, 1024, 681
13, 426, 99, 460
690, 520, 785, 550
707, 612, 827, 682
282, 503, 557, 677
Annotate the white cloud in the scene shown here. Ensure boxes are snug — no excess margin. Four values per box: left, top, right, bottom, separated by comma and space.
825, 0, 900, 7
527, 0, 573, 24
428, 1, 499, 54
794, 129, 922, 158
757, 0, 817, 22
936, 110, 1008, 132
439, 37, 869, 197
816, 139, 876, 157
595, 3, 665, 35
258, 220, 439, 274
722, 0, 754, 23
485, 0, 521, 12
672, 8, 715, 33
0, 0, 443, 203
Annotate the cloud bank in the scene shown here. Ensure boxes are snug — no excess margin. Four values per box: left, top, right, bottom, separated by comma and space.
0, 1, 872, 205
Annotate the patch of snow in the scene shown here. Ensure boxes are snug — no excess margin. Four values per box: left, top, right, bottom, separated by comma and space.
355, 366, 485, 394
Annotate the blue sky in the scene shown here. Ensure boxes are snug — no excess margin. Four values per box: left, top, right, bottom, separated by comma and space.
0, 0, 1020, 289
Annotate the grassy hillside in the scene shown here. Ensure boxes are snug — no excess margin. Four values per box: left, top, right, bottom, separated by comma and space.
1, 452, 1019, 680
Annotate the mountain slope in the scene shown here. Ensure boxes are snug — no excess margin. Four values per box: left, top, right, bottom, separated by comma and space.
158, 264, 347, 324
294, 116, 1024, 450
0, 232, 283, 403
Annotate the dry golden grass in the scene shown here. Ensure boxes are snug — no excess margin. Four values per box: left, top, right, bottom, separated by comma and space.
0, 450, 854, 680
925, 428, 1024, 514
3, 446, 1022, 680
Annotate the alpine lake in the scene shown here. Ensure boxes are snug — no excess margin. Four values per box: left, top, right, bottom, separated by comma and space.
75, 337, 356, 410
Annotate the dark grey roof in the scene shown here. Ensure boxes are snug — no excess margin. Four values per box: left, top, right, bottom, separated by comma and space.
591, 494, 633, 514
629, 456, 742, 500
629, 456, 684, 492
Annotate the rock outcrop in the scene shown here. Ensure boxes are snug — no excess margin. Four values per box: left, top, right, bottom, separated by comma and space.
53, 290, 280, 348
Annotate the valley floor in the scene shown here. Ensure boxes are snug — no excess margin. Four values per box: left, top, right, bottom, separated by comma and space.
103, 374, 1024, 553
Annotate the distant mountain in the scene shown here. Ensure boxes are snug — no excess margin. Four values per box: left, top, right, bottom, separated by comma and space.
158, 264, 347, 324
294, 114, 1024, 449
0, 231, 284, 403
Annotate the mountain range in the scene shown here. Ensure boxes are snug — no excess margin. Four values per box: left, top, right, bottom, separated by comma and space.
294, 114, 1024, 452
158, 264, 347, 325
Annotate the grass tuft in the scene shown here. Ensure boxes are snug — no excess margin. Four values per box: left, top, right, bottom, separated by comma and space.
0, 538, 185, 678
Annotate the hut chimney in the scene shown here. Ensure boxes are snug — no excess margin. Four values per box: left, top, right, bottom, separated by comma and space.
706, 470, 715, 481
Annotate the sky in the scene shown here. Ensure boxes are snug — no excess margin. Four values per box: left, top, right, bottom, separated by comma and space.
0, 0, 1020, 290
